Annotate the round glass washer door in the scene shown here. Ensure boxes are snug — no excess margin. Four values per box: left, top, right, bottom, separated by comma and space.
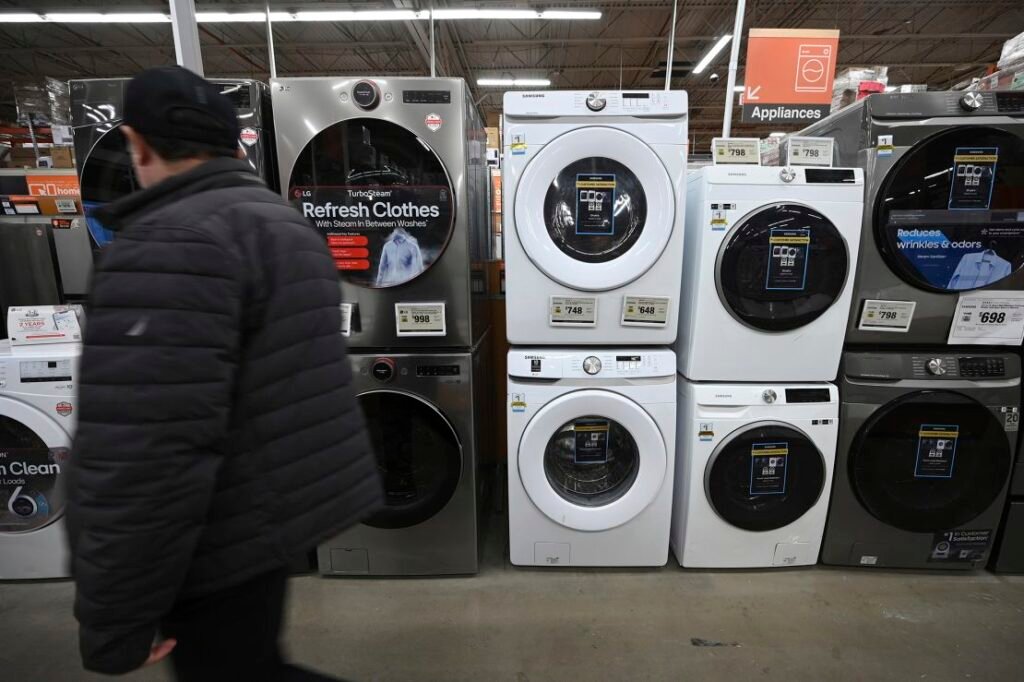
358, 391, 462, 530
287, 118, 456, 289
79, 125, 139, 248
848, 390, 1011, 533
518, 389, 666, 531
704, 421, 826, 531
513, 126, 676, 291
716, 203, 848, 332
874, 126, 1024, 293
0, 398, 71, 535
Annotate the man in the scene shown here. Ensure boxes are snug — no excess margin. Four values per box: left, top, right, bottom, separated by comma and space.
66, 66, 382, 679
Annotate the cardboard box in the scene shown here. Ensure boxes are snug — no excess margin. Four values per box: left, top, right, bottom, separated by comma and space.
486, 126, 500, 149
486, 111, 501, 128
49, 146, 74, 169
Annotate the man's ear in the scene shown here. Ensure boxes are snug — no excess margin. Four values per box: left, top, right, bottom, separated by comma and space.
236, 146, 246, 160
121, 125, 152, 168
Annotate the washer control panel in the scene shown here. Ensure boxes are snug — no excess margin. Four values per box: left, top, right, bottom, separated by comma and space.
845, 352, 1019, 381
508, 350, 676, 379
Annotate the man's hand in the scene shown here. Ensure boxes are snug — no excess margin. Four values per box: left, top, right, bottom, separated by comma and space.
145, 639, 177, 666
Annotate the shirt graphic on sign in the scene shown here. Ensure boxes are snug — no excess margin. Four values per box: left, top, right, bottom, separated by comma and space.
573, 419, 610, 464
575, 174, 617, 236
947, 250, 1012, 290
765, 228, 811, 290
376, 228, 425, 287
749, 442, 788, 495
915, 424, 959, 479
949, 147, 998, 210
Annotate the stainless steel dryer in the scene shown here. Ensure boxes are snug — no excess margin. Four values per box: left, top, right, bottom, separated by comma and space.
70, 78, 277, 252
992, 425, 1024, 573
799, 92, 1024, 345
824, 350, 1019, 570
271, 77, 490, 350
317, 335, 491, 576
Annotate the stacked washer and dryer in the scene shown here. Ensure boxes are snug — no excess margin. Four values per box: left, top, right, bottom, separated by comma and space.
503, 91, 688, 566
799, 90, 1024, 572
671, 165, 865, 568
273, 77, 491, 576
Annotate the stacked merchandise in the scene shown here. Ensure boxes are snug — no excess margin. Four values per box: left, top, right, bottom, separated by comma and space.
273, 77, 492, 576
800, 90, 1024, 572
503, 90, 687, 566
978, 30, 1024, 92
831, 66, 888, 112
672, 164, 864, 568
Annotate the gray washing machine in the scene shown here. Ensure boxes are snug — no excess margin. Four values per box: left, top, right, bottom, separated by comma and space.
992, 431, 1024, 573
824, 350, 1019, 570
317, 335, 491, 576
271, 77, 490, 350
70, 78, 277, 256
799, 92, 1024, 346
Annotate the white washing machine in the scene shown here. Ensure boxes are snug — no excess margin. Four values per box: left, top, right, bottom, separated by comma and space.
507, 348, 676, 566
672, 380, 838, 568
0, 340, 79, 579
503, 91, 687, 345
677, 165, 864, 382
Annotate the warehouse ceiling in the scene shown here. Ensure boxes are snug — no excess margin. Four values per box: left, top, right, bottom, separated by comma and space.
1, 0, 1021, 150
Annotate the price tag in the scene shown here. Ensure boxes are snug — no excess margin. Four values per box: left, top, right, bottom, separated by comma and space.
858, 300, 916, 333
947, 292, 1024, 345
621, 295, 669, 326
549, 296, 597, 326
395, 302, 446, 337
339, 303, 354, 337
787, 137, 834, 167
712, 137, 761, 166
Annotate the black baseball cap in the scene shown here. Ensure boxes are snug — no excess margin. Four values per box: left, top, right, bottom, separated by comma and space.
123, 66, 239, 150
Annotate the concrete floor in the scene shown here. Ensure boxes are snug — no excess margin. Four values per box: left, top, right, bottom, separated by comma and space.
2, 514, 1023, 682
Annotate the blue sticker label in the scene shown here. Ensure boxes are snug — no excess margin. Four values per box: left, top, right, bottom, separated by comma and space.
915, 424, 959, 479
949, 147, 998, 210
575, 174, 616, 235
750, 442, 788, 495
765, 228, 811, 291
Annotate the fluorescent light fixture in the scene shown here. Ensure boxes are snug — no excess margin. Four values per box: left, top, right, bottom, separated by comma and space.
293, 10, 426, 22
0, 13, 44, 22
46, 12, 170, 23
540, 10, 602, 20
733, 86, 745, 92
692, 35, 732, 75
478, 78, 551, 87
432, 9, 600, 20
769, 132, 787, 137
197, 12, 294, 23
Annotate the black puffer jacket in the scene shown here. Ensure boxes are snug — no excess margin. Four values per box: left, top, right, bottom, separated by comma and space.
66, 158, 382, 674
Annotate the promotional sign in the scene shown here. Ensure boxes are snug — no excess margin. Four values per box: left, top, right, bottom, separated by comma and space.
712, 138, 761, 165
750, 442, 788, 495
741, 28, 840, 123
947, 292, 1024, 345
915, 425, 959, 479
0, 446, 69, 533
573, 419, 610, 464
765, 228, 811, 290
294, 185, 454, 288
7, 306, 82, 346
929, 529, 991, 563
949, 148, 998, 210
575, 175, 617, 234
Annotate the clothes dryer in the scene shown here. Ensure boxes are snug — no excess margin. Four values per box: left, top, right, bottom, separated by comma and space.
503, 91, 687, 345
799, 92, 1024, 345
824, 350, 1019, 569
0, 340, 79, 579
317, 338, 490, 576
672, 380, 838, 568
507, 348, 676, 566
272, 77, 490, 350
677, 165, 863, 382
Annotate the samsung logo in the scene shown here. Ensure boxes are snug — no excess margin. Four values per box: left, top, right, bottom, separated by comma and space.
714, 393, 733, 399
522, 94, 546, 99
524, 355, 547, 360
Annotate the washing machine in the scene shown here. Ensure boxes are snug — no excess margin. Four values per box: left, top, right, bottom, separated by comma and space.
507, 348, 676, 566
273, 77, 490, 350
672, 380, 838, 568
991, 429, 1024, 573
677, 165, 863, 382
71, 78, 277, 252
503, 91, 688, 345
317, 338, 490, 576
0, 340, 79, 579
823, 350, 1019, 570
799, 91, 1024, 346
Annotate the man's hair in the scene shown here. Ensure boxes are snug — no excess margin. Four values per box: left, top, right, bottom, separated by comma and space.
142, 134, 237, 162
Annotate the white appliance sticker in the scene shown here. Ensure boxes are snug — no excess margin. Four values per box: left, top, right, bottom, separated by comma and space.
947, 292, 1024, 345
858, 299, 916, 332
712, 137, 761, 165
787, 137, 834, 167
55, 198, 77, 214
621, 296, 669, 326
339, 303, 354, 337
395, 302, 446, 336
549, 296, 597, 326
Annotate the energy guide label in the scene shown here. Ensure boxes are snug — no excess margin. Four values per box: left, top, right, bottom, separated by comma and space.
621, 296, 669, 326
858, 299, 916, 332
549, 296, 597, 326
395, 302, 446, 336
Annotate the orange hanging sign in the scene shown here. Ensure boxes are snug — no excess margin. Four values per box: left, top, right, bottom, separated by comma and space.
742, 28, 840, 124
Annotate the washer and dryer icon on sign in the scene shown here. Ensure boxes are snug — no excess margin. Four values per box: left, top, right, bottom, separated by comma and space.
795, 44, 834, 93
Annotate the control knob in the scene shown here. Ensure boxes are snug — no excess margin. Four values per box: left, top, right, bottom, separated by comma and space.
586, 93, 607, 112
926, 358, 947, 376
762, 389, 777, 404
779, 167, 797, 183
583, 356, 602, 375
371, 357, 396, 382
352, 80, 381, 110
959, 91, 984, 112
